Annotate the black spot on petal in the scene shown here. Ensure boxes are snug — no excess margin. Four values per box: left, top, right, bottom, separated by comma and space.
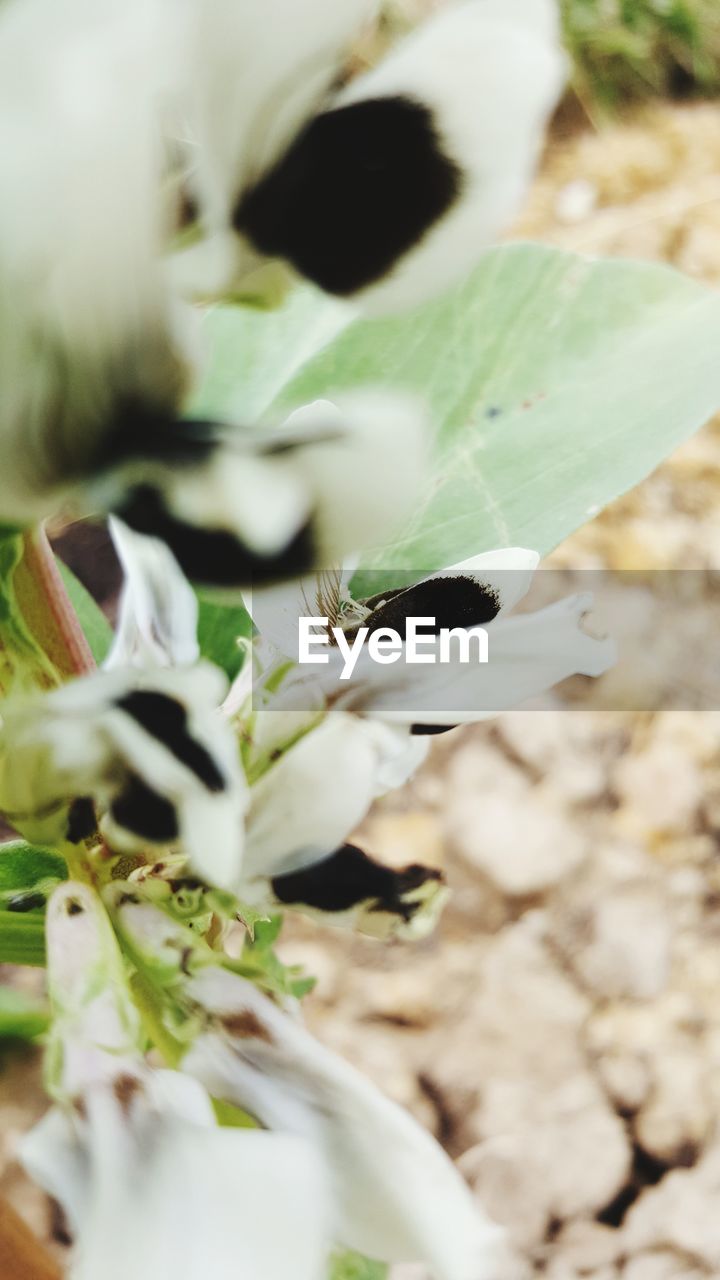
364, 575, 500, 636
272, 843, 442, 921
97, 405, 221, 471
116, 485, 315, 589
66, 797, 97, 843
111, 775, 179, 844
235, 96, 462, 296
117, 691, 225, 792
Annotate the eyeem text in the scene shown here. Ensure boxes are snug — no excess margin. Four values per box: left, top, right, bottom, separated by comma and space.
298, 616, 490, 681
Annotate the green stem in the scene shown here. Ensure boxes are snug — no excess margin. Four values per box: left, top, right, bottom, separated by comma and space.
128, 967, 185, 1068
0, 912, 46, 966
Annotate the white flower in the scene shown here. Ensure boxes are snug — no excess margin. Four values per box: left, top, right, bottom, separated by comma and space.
241, 711, 442, 937
0, 0, 561, 550
249, 547, 616, 727
170, 0, 379, 298
190, 0, 566, 313
0, 0, 560, 544
243, 711, 425, 881
21, 883, 329, 1280
0, 662, 246, 888
90, 391, 427, 595
106, 516, 200, 670
183, 965, 509, 1280
23, 1073, 328, 1280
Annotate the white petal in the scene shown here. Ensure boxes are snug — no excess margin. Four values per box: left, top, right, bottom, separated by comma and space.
106, 517, 200, 670
176, 0, 377, 296
336, 0, 567, 313
0, 0, 191, 519
0, 664, 247, 886
439, 548, 540, 615
364, 593, 616, 725
22, 1074, 329, 1280
285, 392, 428, 567
20, 1107, 90, 1237
185, 969, 504, 1280
236, 0, 565, 312
243, 713, 421, 880
107, 393, 426, 597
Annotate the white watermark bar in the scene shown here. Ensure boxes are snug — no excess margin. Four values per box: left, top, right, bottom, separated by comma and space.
299, 616, 489, 681
249, 569, 720, 714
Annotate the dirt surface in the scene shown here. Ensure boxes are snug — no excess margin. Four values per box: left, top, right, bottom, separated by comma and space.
4, 101, 720, 1277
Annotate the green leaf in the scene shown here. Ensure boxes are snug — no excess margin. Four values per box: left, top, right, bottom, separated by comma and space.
212, 1098, 257, 1130
238, 245, 720, 590
0, 842, 67, 896
0, 913, 46, 966
329, 1251, 387, 1280
197, 596, 252, 680
250, 914, 283, 950
56, 561, 112, 663
0, 986, 48, 1040
234, 900, 272, 943
191, 288, 348, 424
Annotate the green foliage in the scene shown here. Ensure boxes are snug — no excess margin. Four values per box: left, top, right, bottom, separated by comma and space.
194, 245, 720, 597
0, 986, 49, 1041
197, 596, 252, 680
190, 287, 347, 425
212, 245, 720, 593
560, 0, 720, 109
232, 912, 316, 1001
329, 1251, 387, 1280
0, 912, 46, 966
56, 559, 112, 663
0, 841, 68, 895
0, 844, 67, 964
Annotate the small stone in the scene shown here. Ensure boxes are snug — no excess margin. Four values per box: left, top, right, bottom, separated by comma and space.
363, 970, 438, 1029
622, 1252, 707, 1280
635, 1053, 710, 1164
359, 810, 446, 871
459, 1136, 553, 1251
449, 790, 586, 896
623, 1146, 720, 1269
596, 1052, 651, 1115
554, 178, 599, 223
614, 743, 703, 837
552, 1219, 624, 1271
553, 881, 672, 1000
463, 1073, 630, 1243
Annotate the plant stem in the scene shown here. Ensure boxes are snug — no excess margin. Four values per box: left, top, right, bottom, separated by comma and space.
0, 913, 46, 966
12, 526, 95, 681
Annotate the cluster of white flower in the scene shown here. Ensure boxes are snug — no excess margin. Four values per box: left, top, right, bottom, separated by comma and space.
0, 1, 618, 1276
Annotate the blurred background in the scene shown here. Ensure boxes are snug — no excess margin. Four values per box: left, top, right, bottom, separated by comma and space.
5, 3, 720, 1277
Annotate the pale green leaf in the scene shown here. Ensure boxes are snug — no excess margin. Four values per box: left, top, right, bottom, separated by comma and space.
190, 288, 349, 424
56, 561, 112, 664
246, 246, 720, 588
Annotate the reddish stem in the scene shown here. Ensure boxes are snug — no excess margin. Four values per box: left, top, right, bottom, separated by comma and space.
13, 526, 95, 682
